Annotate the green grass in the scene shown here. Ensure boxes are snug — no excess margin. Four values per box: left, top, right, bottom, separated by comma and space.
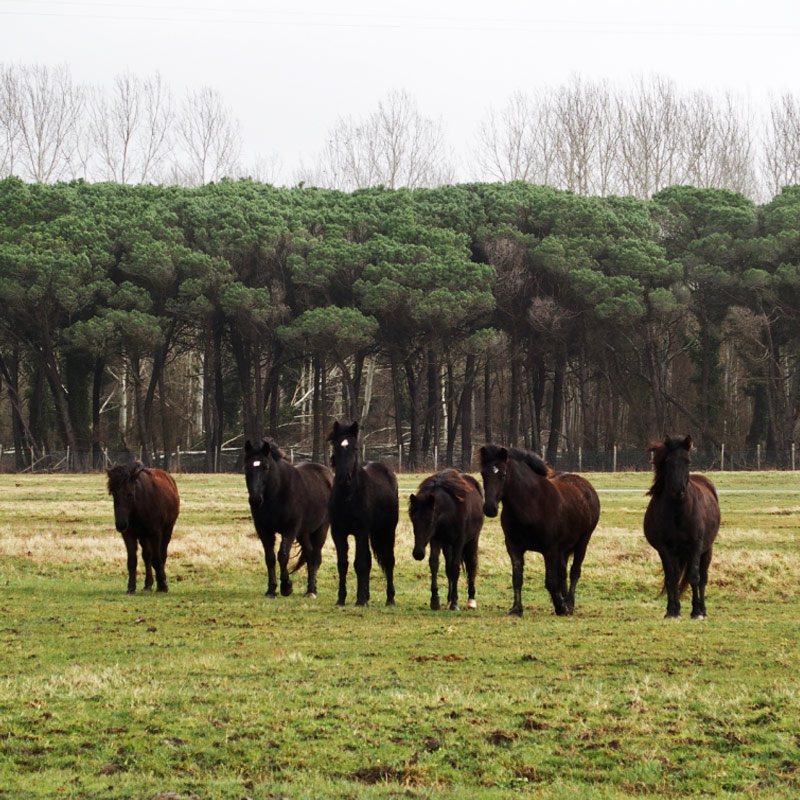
1, 471, 799, 799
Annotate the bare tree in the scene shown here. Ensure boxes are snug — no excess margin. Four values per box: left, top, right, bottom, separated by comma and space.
0, 64, 21, 177
139, 72, 174, 183
8, 64, 84, 182
761, 92, 800, 198
174, 86, 241, 186
312, 89, 454, 190
617, 75, 685, 199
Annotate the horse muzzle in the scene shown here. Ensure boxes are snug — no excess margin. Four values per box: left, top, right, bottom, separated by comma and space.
412, 546, 426, 561
483, 502, 498, 518
115, 519, 129, 534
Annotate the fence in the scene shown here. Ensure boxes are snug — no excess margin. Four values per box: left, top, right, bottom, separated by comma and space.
0, 443, 798, 474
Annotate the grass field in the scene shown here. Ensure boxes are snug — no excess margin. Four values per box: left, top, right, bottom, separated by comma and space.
1, 470, 799, 799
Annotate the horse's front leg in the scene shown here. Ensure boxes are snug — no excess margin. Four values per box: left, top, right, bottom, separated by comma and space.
463, 536, 479, 610
277, 534, 295, 596
260, 532, 278, 598
332, 528, 349, 606
659, 550, 681, 618
123, 534, 138, 594
506, 540, 525, 617
354, 530, 372, 607
428, 544, 441, 610
302, 528, 324, 599
140, 537, 154, 591
151, 534, 168, 592
690, 549, 712, 619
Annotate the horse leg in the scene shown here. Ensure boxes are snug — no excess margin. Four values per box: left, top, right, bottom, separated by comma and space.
277, 535, 294, 596
506, 541, 525, 617
545, 552, 569, 616
354, 531, 372, 607
445, 543, 463, 611
332, 528, 349, 606
659, 550, 682, 618
566, 537, 590, 615
428, 544, 441, 610
261, 533, 278, 598
303, 529, 324, 599
378, 532, 396, 607
150, 534, 168, 592
463, 537, 479, 610
123, 534, 138, 594
140, 538, 154, 591
692, 549, 712, 619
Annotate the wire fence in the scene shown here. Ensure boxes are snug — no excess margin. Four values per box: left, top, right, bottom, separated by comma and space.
0, 443, 797, 474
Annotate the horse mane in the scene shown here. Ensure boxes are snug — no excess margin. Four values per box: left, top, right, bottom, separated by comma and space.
646, 436, 692, 496
106, 460, 145, 495
264, 438, 286, 461
508, 447, 551, 477
326, 421, 359, 443
417, 468, 474, 503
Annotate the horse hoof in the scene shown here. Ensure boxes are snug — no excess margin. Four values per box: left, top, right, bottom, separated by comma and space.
430, 600, 441, 611
126, 589, 136, 595
664, 612, 681, 619
508, 608, 523, 618
385, 599, 396, 607
335, 599, 346, 607
156, 585, 168, 593
691, 613, 706, 620
467, 599, 477, 610
142, 585, 153, 592
448, 603, 460, 611
280, 583, 293, 597
355, 601, 369, 608
304, 592, 317, 599
265, 591, 278, 599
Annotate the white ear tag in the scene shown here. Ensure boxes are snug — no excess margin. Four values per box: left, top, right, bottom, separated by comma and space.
340, 439, 349, 448
492, 466, 499, 474
252, 460, 261, 467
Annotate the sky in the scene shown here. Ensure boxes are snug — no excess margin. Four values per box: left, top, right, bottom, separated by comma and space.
2, 0, 800, 182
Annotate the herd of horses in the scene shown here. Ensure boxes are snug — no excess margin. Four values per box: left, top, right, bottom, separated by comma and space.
107, 427, 721, 619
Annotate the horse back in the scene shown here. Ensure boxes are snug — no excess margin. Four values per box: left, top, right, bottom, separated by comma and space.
292, 461, 333, 526
364, 461, 399, 524
140, 468, 180, 527
551, 472, 601, 532
689, 473, 721, 542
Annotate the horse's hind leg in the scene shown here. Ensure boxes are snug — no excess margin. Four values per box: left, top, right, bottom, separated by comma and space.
277, 535, 294, 597
304, 528, 325, 599
692, 548, 712, 619
566, 537, 590, 615
428, 544, 441, 610
150, 535, 168, 592
506, 541, 525, 617
445, 543, 463, 611
545, 552, 569, 616
380, 535, 396, 607
463, 537, 479, 610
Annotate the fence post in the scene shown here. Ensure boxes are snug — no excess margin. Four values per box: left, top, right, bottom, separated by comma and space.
103, 447, 108, 468
0, 444, 3, 470
176, 444, 181, 473
290, 447, 294, 464
612, 444, 617, 473
578, 446, 583, 473
757, 443, 761, 471
434, 444, 438, 472
720, 443, 725, 471
793, 442, 796, 471
398, 444, 402, 474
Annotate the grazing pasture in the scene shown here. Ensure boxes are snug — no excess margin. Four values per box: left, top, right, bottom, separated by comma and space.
0, 470, 799, 800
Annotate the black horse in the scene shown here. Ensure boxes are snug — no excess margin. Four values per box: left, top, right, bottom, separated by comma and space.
244, 438, 333, 598
107, 461, 180, 594
479, 444, 600, 617
327, 421, 398, 607
644, 435, 721, 619
409, 469, 483, 611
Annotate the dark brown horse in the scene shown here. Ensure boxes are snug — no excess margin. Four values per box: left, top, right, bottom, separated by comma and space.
409, 469, 483, 611
107, 461, 180, 594
244, 439, 333, 598
479, 445, 600, 616
327, 421, 398, 607
644, 435, 721, 619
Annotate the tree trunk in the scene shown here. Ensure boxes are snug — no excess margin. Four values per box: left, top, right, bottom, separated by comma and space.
460, 353, 476, 471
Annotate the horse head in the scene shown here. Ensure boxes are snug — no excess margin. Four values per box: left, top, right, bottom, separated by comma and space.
649, 435, 693, 499
478, 444, 509, 517
409, 490, 437, 561
244, 438, 283, 508
327, 420, 360, 484
107, 460, 145, 533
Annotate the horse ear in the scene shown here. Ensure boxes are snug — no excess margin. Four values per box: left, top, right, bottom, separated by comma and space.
683, 435, 693, 450
333, 421, 340, 433
477, 445, 488, 466
408, 493, 417, 506
499, 447, 508, 461
244, 440, 253, 454
266, 439, 282, 460
351, 421, 359, 437
131, 461, 144, 479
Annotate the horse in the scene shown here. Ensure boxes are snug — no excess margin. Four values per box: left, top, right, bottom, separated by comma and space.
106, 461, 180, 594
478, 444, 600, 617
244, 438, 333, 599
409, 469, 484, 611
327, 421, 398, 607
644, 435, 721, 619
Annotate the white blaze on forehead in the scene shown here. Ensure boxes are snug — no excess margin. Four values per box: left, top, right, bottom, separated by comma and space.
340, 439, 349, 448
252, 460, 261, 467
492, 466, 499, 474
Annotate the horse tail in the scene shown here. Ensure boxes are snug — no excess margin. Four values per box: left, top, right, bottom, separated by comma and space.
659, 563, 691, 598
288, 540, 307, 575
369, 529, 395, 575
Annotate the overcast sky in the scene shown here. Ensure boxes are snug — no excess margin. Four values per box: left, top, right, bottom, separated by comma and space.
3, 0, 800, 182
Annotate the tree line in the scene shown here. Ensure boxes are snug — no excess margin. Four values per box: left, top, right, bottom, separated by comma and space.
6, 64, 800, 201
1, 176, 799, 472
